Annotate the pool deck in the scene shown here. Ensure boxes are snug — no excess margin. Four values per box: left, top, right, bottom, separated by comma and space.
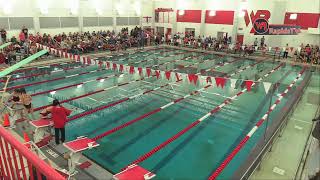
249, 72, 320, 180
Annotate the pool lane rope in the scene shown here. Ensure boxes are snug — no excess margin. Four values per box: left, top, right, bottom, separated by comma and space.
1, 68, 108, 92
67, 78, 184, 122
91, 83, 212, 141
72, 63, 283, 143
208, 67, 306, 180
0, 64, 88, 83
195, 58, 241, 76
31, 74, 117, 97
120, 63, 285, 169
10, 61, 78, 75
32, 75, 149, 112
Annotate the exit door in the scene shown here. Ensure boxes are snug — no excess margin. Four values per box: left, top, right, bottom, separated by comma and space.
237, 34, 244, 45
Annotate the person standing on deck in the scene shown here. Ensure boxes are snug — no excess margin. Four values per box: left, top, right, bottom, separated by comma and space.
40, 99, 72, 145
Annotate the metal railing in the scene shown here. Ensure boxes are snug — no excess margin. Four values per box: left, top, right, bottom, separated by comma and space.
0, 126, 65, 180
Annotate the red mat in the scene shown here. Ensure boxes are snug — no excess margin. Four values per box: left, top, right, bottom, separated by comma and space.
63, 137, 99, 153
114, 164, 155, 180
30, 119, 53, 128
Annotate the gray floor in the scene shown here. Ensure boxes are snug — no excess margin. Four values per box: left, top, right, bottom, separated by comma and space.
250, 72, 320, 180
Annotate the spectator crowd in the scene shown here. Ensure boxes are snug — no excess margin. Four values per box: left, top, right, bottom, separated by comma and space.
0, 26, 319, 65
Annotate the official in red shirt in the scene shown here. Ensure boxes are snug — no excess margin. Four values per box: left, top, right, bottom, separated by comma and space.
41, 99, 72, 145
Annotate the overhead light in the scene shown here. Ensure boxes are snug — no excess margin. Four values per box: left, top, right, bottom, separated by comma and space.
289, 13, 297, 20
209, 10, 216, 16
178, 10, 185, 16
50, 91, 56, 95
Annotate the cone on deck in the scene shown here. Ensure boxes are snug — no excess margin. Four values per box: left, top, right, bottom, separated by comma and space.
3, 114, 10, 127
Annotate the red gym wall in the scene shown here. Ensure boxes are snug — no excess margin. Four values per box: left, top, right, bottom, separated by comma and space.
284, 12, 320, 29
176, 10, 202, 23
205, 10, 235, 25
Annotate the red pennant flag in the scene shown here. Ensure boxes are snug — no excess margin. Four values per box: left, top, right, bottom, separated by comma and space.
215, 77, 226, 88
155, 70, 160, 79
64, 52, 68, 58
119, 64, 124, 72
165, 71, 171, 80
188, 74, 194, 84
73, 54, 76, 60
245, 80, 254, 91
138, 67, 143, 75
146, 68, 151, 77
82, 56, 86, 64
206, 77, 211, 83
175, 73, 181, 81
129, 66, 135, 74
77, 55, 80, 62
87, 57, 91, 64
106, 62, 110, 69
192, 75, 198, 85
113, 63, 117, 71
99, 61, 103, 68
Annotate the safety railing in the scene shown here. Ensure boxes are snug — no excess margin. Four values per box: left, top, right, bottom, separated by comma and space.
0, 126, 65, 180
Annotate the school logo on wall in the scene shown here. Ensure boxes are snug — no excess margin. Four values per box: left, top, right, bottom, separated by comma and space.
244, 10, 301, 35
253, 18, 269, 34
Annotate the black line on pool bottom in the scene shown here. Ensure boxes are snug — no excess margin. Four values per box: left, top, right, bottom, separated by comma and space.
78, 97, 157, 137
151, 115, 215, 174
99, 105, 186, 165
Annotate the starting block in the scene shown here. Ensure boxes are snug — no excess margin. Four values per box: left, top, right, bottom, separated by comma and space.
113, 164, 156, 180
63, 137, 99, 174
30, 119, 53, 144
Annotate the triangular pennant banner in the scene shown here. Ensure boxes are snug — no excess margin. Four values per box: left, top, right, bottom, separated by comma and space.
230, 78, 237, 88
99, 61, 103, 68
129, 66, 135, 74
155, 70, 160, 79
245, 80, 254, 91
106, 62, 110, 69
146, 68, 151, 77
87, 57, 91, 64
165, 71, 171, 80
138, 67, 143, 75
188, 74, 194, 84
77, 55, 80, 62
119, 64, 124, 72
192, 75, 198, 85
64, 52, 68, 58
263, 82, 272, 93
215, 77, 226, 88
175, 73, 181, 81
113, 63, 117, 71
82, 57, 86, 64
206, 76, 211, 83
